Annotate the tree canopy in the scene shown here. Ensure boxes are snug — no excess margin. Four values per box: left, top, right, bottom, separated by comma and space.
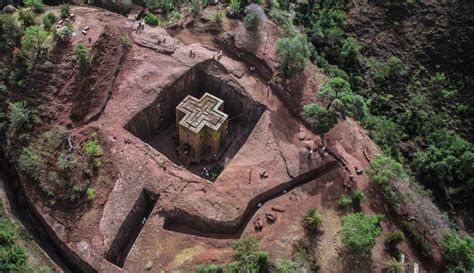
317, 77, 368, 120
341, 213, 383, 255
302, 103, 338, 136
441, 231, 474, 272
243, 4, 265, 31
21, 26, 48, 62
366, 154, 405, 187
276, 34, 313, 78
413, 129, 474, 201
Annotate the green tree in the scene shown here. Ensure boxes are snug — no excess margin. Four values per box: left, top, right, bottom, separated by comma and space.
83, 139, 101, 158
18, 147, 40, 177
363, 115, 401, 158
340, 37, 360, 62
57, 151, 77, 171
24, 0, 44, 13
189, 0, 201, 17
317, 77, 368, 120
229, 235, 268, 272
302, 103, 338, 136
385, 230, 405, 258
341, 213, 383, 255
59, 4, 70, 19
352, 189, 365, 206
372, 56, 409, 83
441, 231, 474, 272
229, 0, 241, 15
275, 259, 295, 273
144, 14, 159, 25
276, 34, 313, 78
86, 187, 96, 201
54, 25, 74, 42
412, 130, 474, 201
18, 9, 36, 27
74, 43, 93, 65
21, 25, 48, 63
42, 12, 57, 30
0, 14, 23, 50
8, 101, 37, 132
366, 155, 405, 187
243, 4, 264, 31
303, 207, 323, 233
338, 195, 352, 207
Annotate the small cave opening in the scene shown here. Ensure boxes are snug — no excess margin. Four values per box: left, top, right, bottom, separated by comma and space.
124, 61, 265, 181
105, 189, 157, 268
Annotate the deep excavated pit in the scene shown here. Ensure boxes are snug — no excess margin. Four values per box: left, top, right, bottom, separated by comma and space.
124, 60, 265, 180
105, 189, 157, 267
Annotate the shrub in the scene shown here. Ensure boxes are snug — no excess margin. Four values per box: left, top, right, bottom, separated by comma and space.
0, 14, 23, 50
57, 151, 77, 171
441, 231, 474, 272
363, 115, 401, 158
168, 10, 181, 22
21, 25, 48, 62
303, 207, 323, 233
380, 257, 405, 273
275, 259, 295, 273
229, 0, 240, 15
54, 25, 74, 42
372, 56, 409, 83
121, 35, 129, 46
268, 9, 293, 34
276, 34, 313, 78
243, 4, 264, 31
212, 10, 224, 27
385, 231, 405, 250
207, 264, 220, 273
341, 213, 383, 255
144, 14, 159, 25
230, 235, 268, 272
18, 147, 40, 177
366, 155, 405, 187
189, 0, 201, 17
86, 187, 96, 201
196, 265, 205, 273
352, 189, 365, 206
8, 101, 38, 132
18, 9, 36, 27
24, 0, 44, 13
74, 43, 93, 65
340, 36, 360, 62
0, 219, 17, 245
83, 139, 101, 158
338, 195, 352, 207
59, 4, 70, 19
42, 12, 57, 30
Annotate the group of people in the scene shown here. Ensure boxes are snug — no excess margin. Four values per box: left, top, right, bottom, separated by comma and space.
200, 167, 210, 177
136, 19, 145, 34
189, 49, 196, 58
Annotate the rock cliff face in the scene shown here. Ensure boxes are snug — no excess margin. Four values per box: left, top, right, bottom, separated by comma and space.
347, 1, 474, 74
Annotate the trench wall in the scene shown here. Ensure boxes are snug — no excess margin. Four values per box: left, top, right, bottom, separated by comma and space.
163, 160, 339, 237
105, 189, 157, 267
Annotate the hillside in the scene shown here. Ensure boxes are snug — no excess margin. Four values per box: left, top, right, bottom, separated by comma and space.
0, 0, 472, 272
